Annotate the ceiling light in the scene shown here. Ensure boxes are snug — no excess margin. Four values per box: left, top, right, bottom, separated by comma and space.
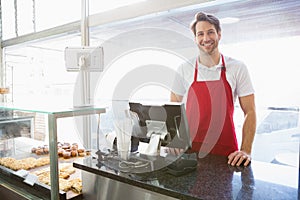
220, 17, 240, 24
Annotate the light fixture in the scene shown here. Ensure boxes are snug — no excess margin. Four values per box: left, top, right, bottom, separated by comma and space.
220, 17, 240, 24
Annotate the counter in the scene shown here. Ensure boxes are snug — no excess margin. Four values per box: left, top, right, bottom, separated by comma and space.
74, 153, 298, 200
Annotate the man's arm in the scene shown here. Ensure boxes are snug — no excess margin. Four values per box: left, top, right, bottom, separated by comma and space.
170, 92, 183, 102
239, 94, 257, 154
228, 94, 257, 166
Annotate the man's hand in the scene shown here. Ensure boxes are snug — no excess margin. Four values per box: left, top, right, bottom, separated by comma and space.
228, 150, 251, 166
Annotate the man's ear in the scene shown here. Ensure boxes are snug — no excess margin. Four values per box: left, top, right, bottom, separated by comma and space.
218, 31, 222, 40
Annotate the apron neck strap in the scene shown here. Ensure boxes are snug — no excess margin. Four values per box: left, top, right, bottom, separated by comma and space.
194, 54, 226, 81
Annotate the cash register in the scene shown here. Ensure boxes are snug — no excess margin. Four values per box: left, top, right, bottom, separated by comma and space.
128, 101, 197, 176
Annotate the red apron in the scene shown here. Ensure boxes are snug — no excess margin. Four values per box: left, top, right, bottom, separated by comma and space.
186, 55, 238, 156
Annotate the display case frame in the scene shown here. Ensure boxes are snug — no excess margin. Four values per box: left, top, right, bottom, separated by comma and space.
0, 103, 106, 200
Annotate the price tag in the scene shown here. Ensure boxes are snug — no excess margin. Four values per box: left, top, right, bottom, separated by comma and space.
14, 169, 29, 178
24, 173, 38, 186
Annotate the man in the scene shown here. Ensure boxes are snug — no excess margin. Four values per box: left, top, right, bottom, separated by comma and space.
170, 12, 256, 166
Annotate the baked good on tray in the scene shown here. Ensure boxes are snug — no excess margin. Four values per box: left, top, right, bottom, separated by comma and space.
0, 157, 50, 171
31, 142, 90, 159
33, 163, 82, 193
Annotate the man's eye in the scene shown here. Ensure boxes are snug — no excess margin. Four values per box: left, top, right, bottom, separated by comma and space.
197, 33, 204, 36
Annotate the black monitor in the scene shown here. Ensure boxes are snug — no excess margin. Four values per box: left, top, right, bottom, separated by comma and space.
129, 102, 192, 151
128, 101, 197, 176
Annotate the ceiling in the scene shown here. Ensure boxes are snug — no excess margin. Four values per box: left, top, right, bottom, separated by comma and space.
87, 0, 300, 45
4, 0, 300, 57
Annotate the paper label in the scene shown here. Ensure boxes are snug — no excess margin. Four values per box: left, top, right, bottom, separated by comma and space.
23, 173, 38, 186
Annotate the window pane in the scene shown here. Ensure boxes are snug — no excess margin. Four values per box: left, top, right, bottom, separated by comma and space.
35, 0, 81, 31
1, 0, 81, 39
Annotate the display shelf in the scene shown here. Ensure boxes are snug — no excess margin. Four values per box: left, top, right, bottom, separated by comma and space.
0, 103, 106, 200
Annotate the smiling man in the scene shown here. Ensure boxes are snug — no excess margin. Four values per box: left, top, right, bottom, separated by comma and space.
170, 12, 256, 166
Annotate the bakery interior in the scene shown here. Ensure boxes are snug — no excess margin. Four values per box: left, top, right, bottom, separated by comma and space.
0, 0, 299, 199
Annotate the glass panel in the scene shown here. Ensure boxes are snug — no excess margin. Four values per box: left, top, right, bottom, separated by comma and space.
0, 102, 106, 115
1, 0, 81, 39
35, 0, 81, 31
256, 109, 299, 134
1, 0, 148, 40
1, 1, 17, 39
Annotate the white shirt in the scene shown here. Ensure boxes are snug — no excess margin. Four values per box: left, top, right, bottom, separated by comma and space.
171, 55, 254, 103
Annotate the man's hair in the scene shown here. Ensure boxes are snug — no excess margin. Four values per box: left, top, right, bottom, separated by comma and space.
190, 12, 221, 36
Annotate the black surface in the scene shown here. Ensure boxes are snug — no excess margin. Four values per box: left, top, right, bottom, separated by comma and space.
166, 158, 197, 176
74, 154, 299, 200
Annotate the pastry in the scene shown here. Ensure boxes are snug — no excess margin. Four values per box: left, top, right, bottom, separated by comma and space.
63, 151, 71, 159
43, 147, 49, 154
59, 178, 72, 192
38, 171, 51, 185
62, 143, 70, 149
71, 145, 78, 150
31, 147, 37, 153
57, 142, 62, 148
70, 178, 82, 193
58, 148, 64, 157
62, 145, 70, 150
59, 172, 70, 179
85, 150, 91, 156
35, 157, 50, 167
35, 148, 44, 155
31, 164, 81, 193
60, 164, 76, 175
21, 157, 36, 170
71, 150, 78, 157
77, 148, 85, 153
78, 152, 86, 157
0, 157, 51, 170
72, 143, 78, 148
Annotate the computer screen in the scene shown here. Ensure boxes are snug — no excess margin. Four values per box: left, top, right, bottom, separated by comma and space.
129, 102, 191, 150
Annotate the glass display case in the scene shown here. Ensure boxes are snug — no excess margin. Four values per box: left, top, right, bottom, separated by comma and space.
0, 103, 106, 200
0, 111, 34, 157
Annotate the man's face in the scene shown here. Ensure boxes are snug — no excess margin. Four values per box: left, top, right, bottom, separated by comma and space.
195, 21, 221, 55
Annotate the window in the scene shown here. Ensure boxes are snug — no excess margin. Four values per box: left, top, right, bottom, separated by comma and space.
1, 0, 299, 168
257, 108, 299, 134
